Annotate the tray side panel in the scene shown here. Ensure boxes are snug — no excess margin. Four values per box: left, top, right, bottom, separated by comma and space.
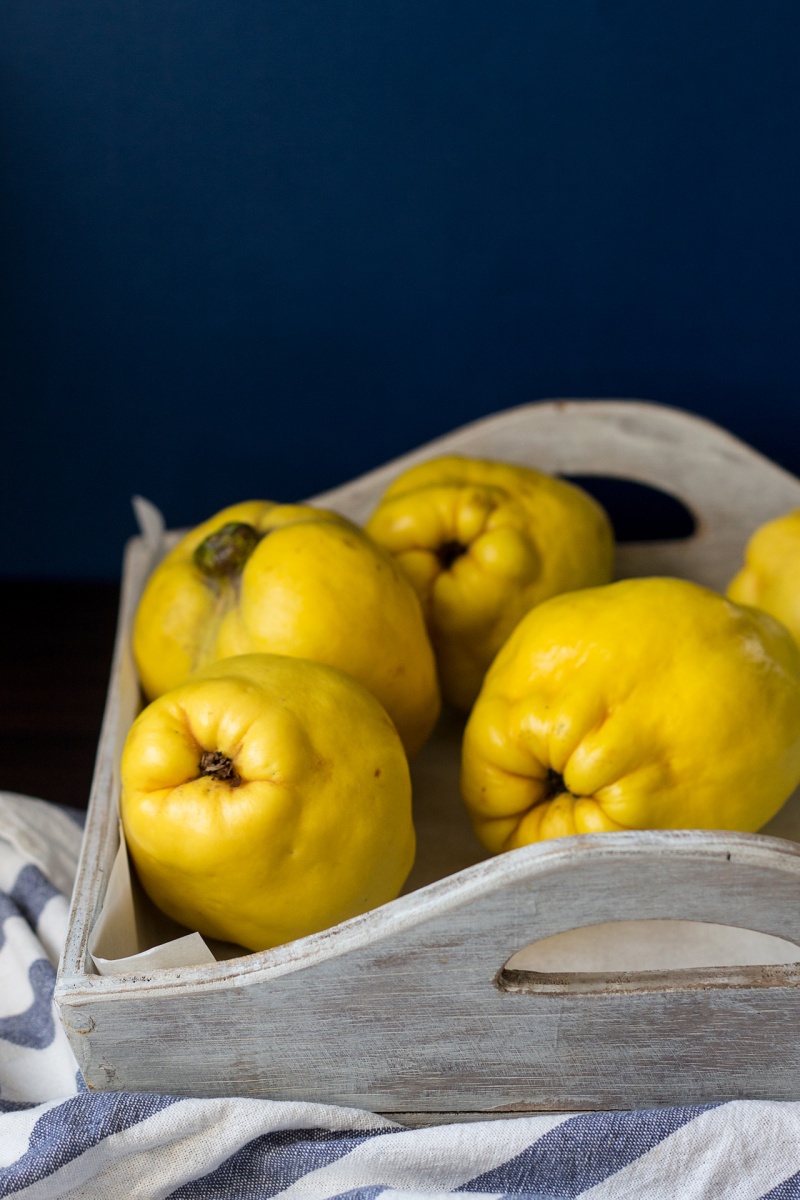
57, 535, 159, 983
60, 836, 800, 1110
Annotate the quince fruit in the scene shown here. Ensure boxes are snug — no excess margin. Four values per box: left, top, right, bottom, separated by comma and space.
121, 654, 415, 951
727, 509, 800, 646
461, 577, 800, 852
133, 501, 440, 757
365, 456, 614, 710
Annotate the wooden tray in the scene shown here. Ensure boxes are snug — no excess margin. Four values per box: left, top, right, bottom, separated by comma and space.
55, 399, 800, 1119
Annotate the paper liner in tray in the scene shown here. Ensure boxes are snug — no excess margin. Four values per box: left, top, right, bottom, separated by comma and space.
88, 497, 800, 977
88, 826, 218, 975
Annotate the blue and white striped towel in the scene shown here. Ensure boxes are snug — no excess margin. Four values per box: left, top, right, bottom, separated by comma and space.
1, 790, 799, 1199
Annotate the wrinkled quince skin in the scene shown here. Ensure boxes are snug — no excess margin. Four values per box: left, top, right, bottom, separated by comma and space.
365, 456, 614, 710
461, 577, 800, 852
133, 501, 440, 757
727, 509, 800, 647
121, 653, 415, 951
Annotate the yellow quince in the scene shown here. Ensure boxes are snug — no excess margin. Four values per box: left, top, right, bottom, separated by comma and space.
121, 654, 415, 951
365, 456, 614, 710
133, 501, 440, 757
727, 509, 800, 646
461, 577, 800, 852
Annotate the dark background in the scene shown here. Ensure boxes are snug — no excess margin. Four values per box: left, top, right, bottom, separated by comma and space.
1, 1, 800, 805
2, 1, 800, 580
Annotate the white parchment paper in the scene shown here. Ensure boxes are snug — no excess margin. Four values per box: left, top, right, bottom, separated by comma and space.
89, 826, 217, 975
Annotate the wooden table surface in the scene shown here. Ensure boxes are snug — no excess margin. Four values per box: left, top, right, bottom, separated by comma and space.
0, 580, 120, 811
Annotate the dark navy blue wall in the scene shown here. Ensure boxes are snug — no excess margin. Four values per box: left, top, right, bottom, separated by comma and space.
2, 2, 799, 577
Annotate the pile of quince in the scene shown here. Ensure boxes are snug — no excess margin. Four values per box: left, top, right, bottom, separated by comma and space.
122, 458, 800, 953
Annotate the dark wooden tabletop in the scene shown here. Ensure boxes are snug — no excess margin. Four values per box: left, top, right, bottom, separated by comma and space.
0, 580, 120, 810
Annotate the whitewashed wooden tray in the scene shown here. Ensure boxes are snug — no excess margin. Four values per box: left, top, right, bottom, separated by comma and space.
55, 399, 800, 1120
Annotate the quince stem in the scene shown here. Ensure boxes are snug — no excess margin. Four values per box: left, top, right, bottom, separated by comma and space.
543, 767, 568, 801
199, 750, 242, 787
436, 539, 467, 569
193, 523, 261, 578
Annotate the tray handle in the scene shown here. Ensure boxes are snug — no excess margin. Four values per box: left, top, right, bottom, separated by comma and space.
399, 830, 800, 995
313, 400, 800, 590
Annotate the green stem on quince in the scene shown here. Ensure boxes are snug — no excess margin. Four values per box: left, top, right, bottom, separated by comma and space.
193, 522, 261, 579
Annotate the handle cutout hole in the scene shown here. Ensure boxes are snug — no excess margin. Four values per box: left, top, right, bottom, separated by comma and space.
560, 476, 697, 543
498, 920, 800, 995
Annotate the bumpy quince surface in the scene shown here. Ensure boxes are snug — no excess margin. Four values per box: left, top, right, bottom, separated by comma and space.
461, 577, 800, 851
728, 509, 800, 647
366, 456, 613, 709
121, 654, 415, 951
133, 500, 440, 757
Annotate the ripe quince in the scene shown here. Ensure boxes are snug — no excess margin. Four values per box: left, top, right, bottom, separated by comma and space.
121, 654, 415, 951
727, 509, 800, 646
461, 577, 800, 851
365, 456, 614, 710
133, 501, 440, 757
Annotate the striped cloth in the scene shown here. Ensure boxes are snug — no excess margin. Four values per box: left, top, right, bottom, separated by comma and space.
1, 793, 800, 1199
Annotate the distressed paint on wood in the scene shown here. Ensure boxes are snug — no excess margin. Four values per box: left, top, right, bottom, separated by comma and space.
55, 399, 800, 1114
